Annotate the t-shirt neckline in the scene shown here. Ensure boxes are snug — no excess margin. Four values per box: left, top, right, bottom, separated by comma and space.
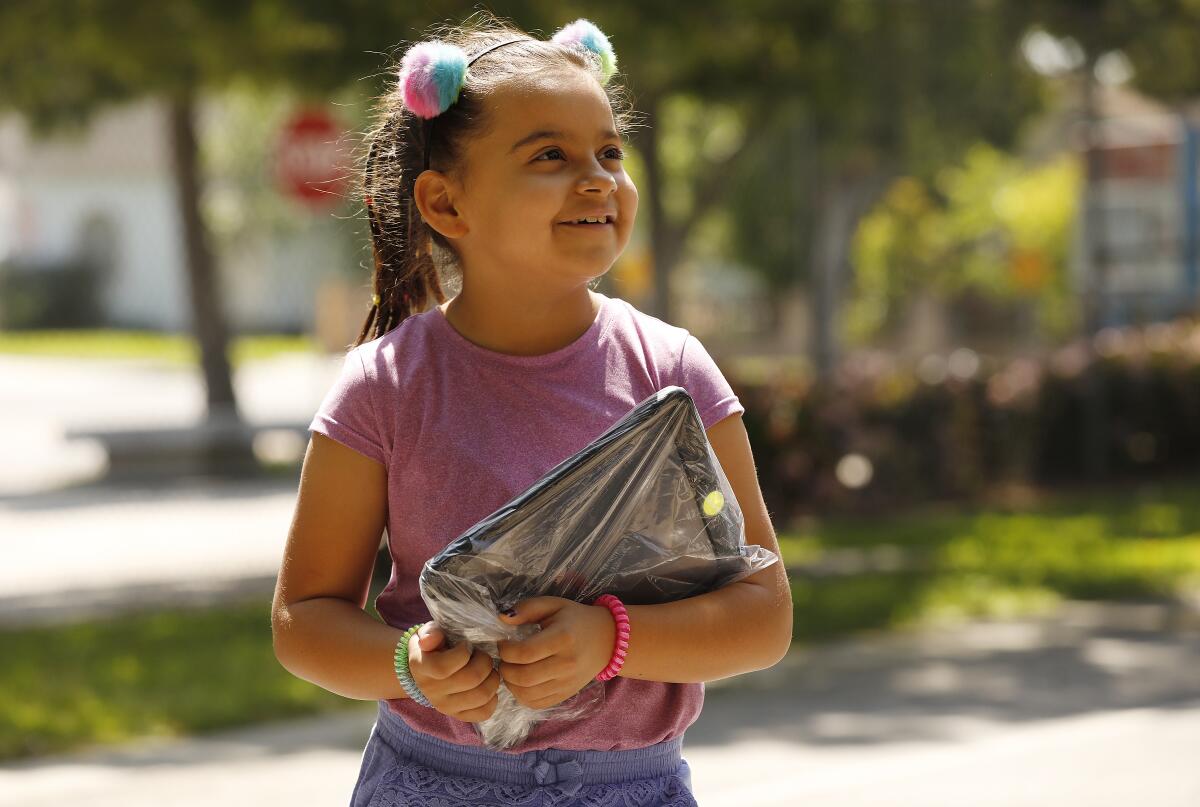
432, 293, 613, 366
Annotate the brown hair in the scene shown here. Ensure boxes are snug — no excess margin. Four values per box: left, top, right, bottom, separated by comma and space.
350, 9, 640, 349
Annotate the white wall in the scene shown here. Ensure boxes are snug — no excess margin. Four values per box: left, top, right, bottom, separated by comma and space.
0, 95, 349, 333
0, 98, 190, 330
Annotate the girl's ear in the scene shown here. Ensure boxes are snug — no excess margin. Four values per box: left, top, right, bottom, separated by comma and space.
412, 170, 469, 240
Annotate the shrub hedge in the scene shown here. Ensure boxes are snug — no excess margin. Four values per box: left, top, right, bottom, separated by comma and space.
727, 318, 1200, 521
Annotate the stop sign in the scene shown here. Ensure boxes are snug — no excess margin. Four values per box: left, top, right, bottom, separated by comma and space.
275, 107, 350, 209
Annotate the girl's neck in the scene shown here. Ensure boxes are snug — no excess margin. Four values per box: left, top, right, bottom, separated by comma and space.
437, 287, 605, 358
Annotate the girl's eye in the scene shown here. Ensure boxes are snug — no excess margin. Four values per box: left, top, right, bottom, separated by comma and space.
533, 147, 625, 162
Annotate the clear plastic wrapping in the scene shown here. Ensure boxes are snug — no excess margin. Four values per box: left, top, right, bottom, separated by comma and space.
418, 385, 779, 749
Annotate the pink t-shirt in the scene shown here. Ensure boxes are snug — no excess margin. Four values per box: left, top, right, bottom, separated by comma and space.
308, 291, 745, 752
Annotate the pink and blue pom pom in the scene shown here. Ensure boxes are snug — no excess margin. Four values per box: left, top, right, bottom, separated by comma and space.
398, 41, 469, 119
397, 19, 617, 120
551, 18, 617, 85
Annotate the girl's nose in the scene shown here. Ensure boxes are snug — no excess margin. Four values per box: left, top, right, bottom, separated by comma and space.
578, 170, 618, 194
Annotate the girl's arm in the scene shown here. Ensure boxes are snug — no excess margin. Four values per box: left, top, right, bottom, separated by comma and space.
498, 413, 793, 690
271, 433, 412, 701
273, 435, 501, 719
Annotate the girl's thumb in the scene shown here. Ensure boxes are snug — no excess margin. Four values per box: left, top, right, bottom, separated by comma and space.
499, 598, 557, 624
417, 622, 443, 652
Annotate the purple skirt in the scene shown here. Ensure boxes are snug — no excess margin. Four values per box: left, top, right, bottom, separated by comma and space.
350, 700, 699, 807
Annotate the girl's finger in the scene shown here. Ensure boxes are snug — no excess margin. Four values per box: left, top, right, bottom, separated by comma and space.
410, 626, 469, 687
506, 674, 564, 705
499, 656, 562, 688
443, 672, 499, 715
458, 690, 500, 724
440, 652, 493, 695
498, 627, 563, 665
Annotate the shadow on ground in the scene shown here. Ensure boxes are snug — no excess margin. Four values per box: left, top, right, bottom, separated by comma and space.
689, 617, 1200, 748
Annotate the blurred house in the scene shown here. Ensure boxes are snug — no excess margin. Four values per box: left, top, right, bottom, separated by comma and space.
0, 95, 348, 334
1081, 88, 1200, 327
0, 99, 184, 331
1030, 81, 1200, 328
879, 80, 1200, 362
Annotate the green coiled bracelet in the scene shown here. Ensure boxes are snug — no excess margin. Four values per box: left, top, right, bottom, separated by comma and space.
393, 623, 434, 707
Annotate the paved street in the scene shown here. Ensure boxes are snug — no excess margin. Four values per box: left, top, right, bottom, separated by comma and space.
0, 352, 338, 497
0, 353, 334, 625
2, 352, 1199, 805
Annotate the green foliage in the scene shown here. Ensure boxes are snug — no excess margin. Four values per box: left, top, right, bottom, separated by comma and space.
0, 600, 352, 760
0, 330, 318, 364
656, 95, 748, 224
0, 549, 393, 762
0, 1, 466, 132
709, 2, 1046, 302
729, 317, 1200, 519
1030, 0, 1200, 103
846, 143, 1083, 344
783, 477, 1200, 641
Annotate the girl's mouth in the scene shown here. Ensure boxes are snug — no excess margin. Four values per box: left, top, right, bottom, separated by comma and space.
557, 213, 616, 229
558, 218, 615, 232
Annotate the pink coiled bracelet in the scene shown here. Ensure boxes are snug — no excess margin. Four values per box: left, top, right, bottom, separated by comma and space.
592, 594, 630, 681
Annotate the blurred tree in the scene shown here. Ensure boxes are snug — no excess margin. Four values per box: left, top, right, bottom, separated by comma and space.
0, 0, 462, 436
717, 0, 1045, 376
0, 0, 816, 426
1022, 0, 1200, 479
1030, 0, 1200, 104
845, 143, 1082, 346
537, 1, 821, 323
0, 1, 1092, 420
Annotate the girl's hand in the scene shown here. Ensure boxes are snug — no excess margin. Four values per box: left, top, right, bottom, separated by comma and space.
495, 596, 617, 710
407, 622, 501, 723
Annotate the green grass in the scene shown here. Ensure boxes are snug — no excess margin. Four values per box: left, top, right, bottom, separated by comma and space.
0, 553, 394, 763
781, 475, 1200, 640
3, 477, 1200, 762
0, 599, 351, 760
0, 329, 321, 366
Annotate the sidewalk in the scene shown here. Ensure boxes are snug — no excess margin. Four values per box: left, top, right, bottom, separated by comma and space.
0, 474, 300, 627
0, 352, 339, 497
0, 352, 336, 626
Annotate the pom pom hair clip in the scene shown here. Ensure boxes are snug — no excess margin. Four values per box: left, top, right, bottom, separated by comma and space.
396, 18, 618, 171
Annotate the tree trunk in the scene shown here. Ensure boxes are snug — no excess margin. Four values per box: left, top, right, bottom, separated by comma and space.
1080, 60, 1109, 480
631, 94, 780, 327
166, 89, 240, 427
808, 169, 893, 379
634, 93, 672, 323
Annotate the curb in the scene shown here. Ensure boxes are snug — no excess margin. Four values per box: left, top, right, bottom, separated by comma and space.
0, 576, 279, 629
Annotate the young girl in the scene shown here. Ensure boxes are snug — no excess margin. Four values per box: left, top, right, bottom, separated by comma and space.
271, 11, 792, 806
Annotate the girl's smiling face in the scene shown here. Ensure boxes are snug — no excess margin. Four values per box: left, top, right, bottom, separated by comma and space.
420, 66, 638, 294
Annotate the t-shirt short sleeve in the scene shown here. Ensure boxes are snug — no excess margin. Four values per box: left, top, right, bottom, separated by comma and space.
308, 348, 387, 466
678, 333, 745, 431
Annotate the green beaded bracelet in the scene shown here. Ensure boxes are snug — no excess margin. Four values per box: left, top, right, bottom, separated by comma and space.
394, 623, 433, 707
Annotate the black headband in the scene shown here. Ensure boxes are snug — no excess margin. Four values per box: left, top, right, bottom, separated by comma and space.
422, 37, 528, 172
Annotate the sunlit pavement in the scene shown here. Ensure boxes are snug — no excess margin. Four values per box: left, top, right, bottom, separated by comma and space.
0, 353, 339, 497
0, 353, 336, 626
